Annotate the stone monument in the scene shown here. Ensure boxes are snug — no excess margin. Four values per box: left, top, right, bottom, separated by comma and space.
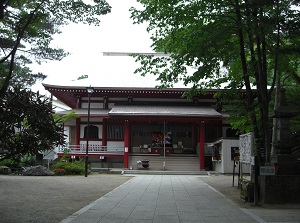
260, 88, 300, 203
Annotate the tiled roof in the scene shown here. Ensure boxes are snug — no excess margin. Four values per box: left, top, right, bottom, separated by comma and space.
109, 105, 223, 118
56, 109, 110, 117
56, 105, 223, 119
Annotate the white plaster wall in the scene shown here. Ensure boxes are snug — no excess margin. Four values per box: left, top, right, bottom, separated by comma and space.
107, 141, 124, 151
214, 139, 251, 174
212, 139, 239, 174
222, 139, 239, 173
213, 161, 223, 173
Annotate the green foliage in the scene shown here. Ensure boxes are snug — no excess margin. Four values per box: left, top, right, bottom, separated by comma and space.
0, 0, 111, 95
0, 61, 47, 89
51, 158, 86, 175
0, 86, 65, 162
0, 158, 19, 168
131, 0, 300, 162
74, 75, 89, 81
0, 154, 36, 168
71, 74, 89, 81
53, 110, 78, 126
53, 168, 66, 176
20, 154, 36, 166
240, 178, 254, 202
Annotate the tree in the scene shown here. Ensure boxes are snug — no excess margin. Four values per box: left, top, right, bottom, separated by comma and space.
0, 58, 47, 88
0, 86, 65, 161
130, 0, 300, 164
285, 76, 300, 145
0, 0, 111, 96
72, 74, 89, 81
0, 0, 111, 161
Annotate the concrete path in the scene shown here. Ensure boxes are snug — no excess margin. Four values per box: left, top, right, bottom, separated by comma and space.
60, 175, 276, 223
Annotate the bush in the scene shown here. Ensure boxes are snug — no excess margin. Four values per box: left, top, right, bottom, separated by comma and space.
21, 154, 36, 166
240, 179, 254, 203
51, 159, 86, 175
0, 159, 21, 168
53, 168, 66, 176
0, 154, 36, 168
0, 159, 14, 167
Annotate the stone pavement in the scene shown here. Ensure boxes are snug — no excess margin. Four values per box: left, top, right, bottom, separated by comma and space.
60, 175, 300, 223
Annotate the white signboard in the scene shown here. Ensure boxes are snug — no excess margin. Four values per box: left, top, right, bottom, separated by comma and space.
239, 132, 253, 163
260, 166, 275, 175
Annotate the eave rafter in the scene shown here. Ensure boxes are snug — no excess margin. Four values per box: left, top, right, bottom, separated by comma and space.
43, 84, 222, 109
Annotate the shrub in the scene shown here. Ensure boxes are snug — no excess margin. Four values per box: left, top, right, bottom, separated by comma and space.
0, 159, 14, 167
0, 154, 36, 168
53, 168, 66, 176
21, 154, 36, 166
51, 159, 86, 175
0, 159, 20, 168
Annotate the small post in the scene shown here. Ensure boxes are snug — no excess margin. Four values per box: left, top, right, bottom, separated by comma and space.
238, 161, 241, 189
254, 155, 259, 205
85, 86, 94, 177
163, 121, 166, 170
232, 160, 236, 187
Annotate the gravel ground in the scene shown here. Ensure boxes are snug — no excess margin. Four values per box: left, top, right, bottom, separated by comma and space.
200, 174, 246, 206
0, 173, 132, 223
0, 173, 246, 223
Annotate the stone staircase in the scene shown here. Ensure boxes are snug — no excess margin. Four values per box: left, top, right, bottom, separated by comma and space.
129, 155, 200, 171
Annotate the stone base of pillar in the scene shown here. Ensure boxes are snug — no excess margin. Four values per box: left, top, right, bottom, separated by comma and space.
259, 175, 300, 204
275, 154, 300, 175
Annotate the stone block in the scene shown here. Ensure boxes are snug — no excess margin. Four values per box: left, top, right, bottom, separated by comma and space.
259, 175, 300, 204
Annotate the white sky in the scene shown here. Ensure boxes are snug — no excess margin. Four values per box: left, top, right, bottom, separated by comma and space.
31, 0, 175, 95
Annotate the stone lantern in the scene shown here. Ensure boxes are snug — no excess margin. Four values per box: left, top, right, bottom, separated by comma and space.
260, 88, 300, 204
271, 88, 299, 174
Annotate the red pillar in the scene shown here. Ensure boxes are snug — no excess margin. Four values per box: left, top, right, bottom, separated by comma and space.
199, 121, 205, 170
124, 120, 130, 168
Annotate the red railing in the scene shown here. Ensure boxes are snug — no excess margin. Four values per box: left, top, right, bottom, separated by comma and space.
57, 144, 124, 155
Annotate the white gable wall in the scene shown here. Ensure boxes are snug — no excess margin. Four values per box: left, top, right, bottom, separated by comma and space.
213, 138, 251, 174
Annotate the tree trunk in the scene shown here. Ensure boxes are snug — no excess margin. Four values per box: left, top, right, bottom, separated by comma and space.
235, 0, 262, 157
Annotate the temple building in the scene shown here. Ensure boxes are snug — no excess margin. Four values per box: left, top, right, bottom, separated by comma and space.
44, 84, 239, 171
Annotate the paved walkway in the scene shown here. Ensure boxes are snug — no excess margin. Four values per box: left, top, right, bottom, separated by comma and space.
61, 175, 300, 223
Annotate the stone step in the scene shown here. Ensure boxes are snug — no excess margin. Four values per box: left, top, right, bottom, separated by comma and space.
122, 170, 210, 175
129, 155, 200, 171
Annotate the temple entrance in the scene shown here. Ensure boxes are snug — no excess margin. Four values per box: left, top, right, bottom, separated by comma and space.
131, 121, 195, 155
